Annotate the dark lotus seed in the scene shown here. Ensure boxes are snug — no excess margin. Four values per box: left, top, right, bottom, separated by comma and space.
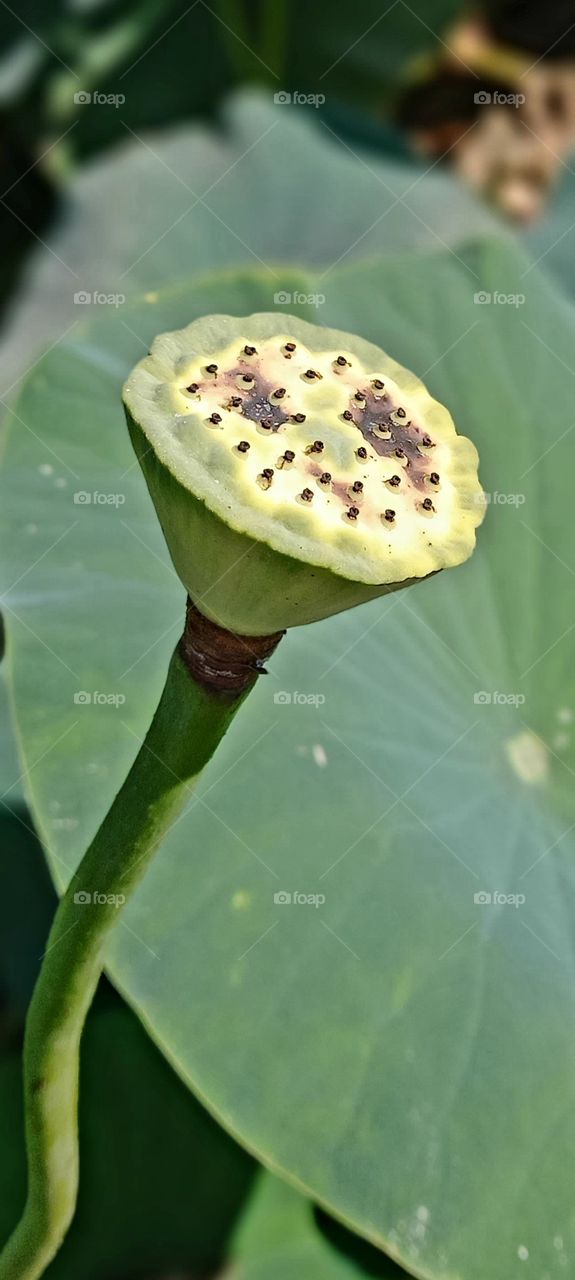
422, 434, 433, 446
305, 369, 320, 379
301, 488, 314, 502
384, 509, 395, 521
347, 506, 360, 520
430, 472, 440, 484
319, 472, 332, 484
206, 363, 218, 374
343, 410, 353, 421
230, 396, 242, 407
242, 374, 254, 384
209, 413, 222, 424
388, 474, 401, 487
312, 440, 324, 452
262, 468, 274, 480
283, 450, 295, 462
351, 481, 363, 493
237, 441, 250, 452
244, 344, 257, 355
395, 448, 405, 458
372, 379, 384, 389
261, 417, 274, 429
336, 356, 347, 366
354, 392, 365, 402
396, 407, 406, 418
357, 446, 368, 459
273, 387, 286, 399
285, 342, 296, 352
422, 497, 434, 511
291, 412, 306, 423
186, 382, 199, 393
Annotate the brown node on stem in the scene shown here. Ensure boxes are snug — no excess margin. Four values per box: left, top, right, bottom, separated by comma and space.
180, 599, 284, 695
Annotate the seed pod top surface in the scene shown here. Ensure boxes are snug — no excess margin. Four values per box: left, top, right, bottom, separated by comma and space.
123, 313, 484, 590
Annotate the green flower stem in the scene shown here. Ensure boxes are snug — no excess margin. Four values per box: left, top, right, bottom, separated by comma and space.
259, 0, 288, 81
0, 607, 282, 1280
215, 0, 256, 81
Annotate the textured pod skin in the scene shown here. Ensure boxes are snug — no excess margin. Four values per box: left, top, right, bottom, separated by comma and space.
124, 313, 484, 635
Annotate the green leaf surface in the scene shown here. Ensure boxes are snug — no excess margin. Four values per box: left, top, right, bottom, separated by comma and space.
230, 1173, 403, 1279
2, 240, 575, 1280
525, 166, 575, 304
0, 604, 23, 803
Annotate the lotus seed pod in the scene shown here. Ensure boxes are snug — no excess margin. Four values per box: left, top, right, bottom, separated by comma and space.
123, 313, 484, 636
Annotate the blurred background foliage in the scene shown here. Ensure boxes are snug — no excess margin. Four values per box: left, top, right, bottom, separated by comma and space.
0, 0, 471, 329
1, 0, 575, 1277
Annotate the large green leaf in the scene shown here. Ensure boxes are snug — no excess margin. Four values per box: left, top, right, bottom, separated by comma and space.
525, 166, 575, 305
2, 239, 575, 1280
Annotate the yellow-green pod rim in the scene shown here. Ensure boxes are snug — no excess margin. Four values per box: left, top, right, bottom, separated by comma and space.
123, 312, 484, 588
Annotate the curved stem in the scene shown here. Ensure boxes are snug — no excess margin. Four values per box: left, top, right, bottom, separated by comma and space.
259, 0, 288, 81
0, 606, 282, 1280
214, 0, 257, 81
